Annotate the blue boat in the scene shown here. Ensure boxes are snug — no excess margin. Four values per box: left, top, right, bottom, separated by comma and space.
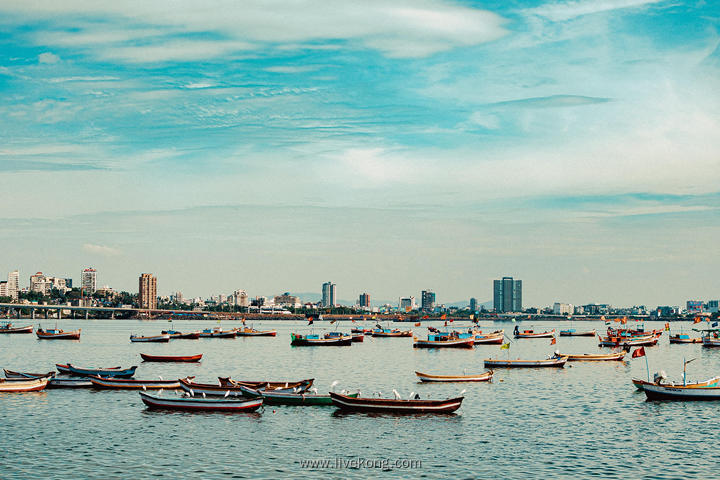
57, 363, 137, 378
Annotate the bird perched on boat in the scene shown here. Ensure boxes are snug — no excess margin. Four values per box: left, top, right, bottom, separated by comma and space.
392, 389, 401, 399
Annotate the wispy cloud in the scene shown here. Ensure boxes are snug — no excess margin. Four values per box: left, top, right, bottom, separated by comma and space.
82, 243, 121, 256
525, 0, 665, 22
38, 52, 60, 64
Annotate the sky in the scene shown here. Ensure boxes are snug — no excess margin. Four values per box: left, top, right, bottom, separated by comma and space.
0, 0, 718, 307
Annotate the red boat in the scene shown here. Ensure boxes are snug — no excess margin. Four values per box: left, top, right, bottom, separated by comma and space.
0, 323, 34, 334
329, 392, 464, 414
140, 353, 203, 362
139, 391, 263, 412
36, 328, 81, 340
351, 334, 364, 342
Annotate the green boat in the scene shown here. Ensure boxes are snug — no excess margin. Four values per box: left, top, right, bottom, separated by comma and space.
239, 384, 359, 406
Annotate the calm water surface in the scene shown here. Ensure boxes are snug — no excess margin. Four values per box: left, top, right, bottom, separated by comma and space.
0, 319, 715, 479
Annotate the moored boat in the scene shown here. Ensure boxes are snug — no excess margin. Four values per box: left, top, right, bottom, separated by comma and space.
89, 375, 184, 389
484, 356, 567, 368
161, 330, 201, 339
669, 333, 702, 344
139, 391, 263, 412
632, 376, 720, 390
351, 334, 364, 342
180, 377, 313, 396
0, 322, 34, 334
0, 377, 49, 392
140, 353, 203, 362
372, 328, 413, 337
472, 330, 504, 344
643, 383, 720, 401
413, 332, 474, 348
234, 327, 277, 337
218, 377, 314, 392
329, 391, 463, 414
559, 329, 596, 337
415, 370, 493, 382
130, 334, 170, 343
562, 352, 625, 361
240, 386, 360, 406
5, 369, 93, 388
513, 327, 555, 339
598, 334, 659, 347
36, 328, 81, 340
59, 363, 137, 378
290, 333, 351, 346
198, 328, 236, 338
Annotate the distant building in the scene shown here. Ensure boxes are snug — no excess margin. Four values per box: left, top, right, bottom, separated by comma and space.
469, 298, 478, 312
654, 306, 680, 317
81, 268, 97, 294
30, 272, 51, 295
421, 290, 436, 311
399, 296, 416, 311
64, 278, 73, 289
686, 300, 704, 313
0, 281, 8, 298
358, 293, 371, 308
321, 281, 336, 307
274, 292, 300, 308
553, 302, 573, 315
230, 290, 249, 307
251, 296, 267, 307
708, 300, 719, 313
581, 303, 610, 315
493, 277, 522, 313
7, 270, 19, 299
138, 273, 157, 310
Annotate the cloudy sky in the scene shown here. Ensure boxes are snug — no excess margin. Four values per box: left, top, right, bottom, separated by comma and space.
0, 0, 718, 306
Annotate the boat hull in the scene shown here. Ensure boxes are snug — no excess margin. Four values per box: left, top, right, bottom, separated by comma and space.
139, 391, 263, 412
564, 353, 625, 361
413, 338, 474, 348
291, 334, 351, 346
130, 335, 170, 343
329, 392, 463, 414
473, 334, 504, 344
643, 384, 720, 401
140, 353, 203, 362
669, 337, 702, 344
415, 371, 493, 382
559, 330, 596, 337
484, 357, 567, 368
0, 377, 49, 392
36, 329, 81, 340
0, 325, 34, 334
60, 364, 137, 378
89, 376, 182, 389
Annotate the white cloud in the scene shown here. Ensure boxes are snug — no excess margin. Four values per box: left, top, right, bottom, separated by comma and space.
265, 66, 319, 74
38, 52, 60, 63
525, 0, 663, 22
83, 243, 121, 256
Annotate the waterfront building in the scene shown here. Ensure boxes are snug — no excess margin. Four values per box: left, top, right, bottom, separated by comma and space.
358, 292, 371, 308
230, 290, 249, 307
654, 306, 680, 317
30, 272, 50, 295
0, 281, 7, 298
399, 296, 416, 311
421, 290, 436, 311
581, 303, 610, 315
708, 300, 719, 313
322, 281, 336, 307
469, 298, 478, 312
81, 268, 97, 294
274, 292, 301, 308
553, 302, 573, 315
686, 300, 704, 313
138, 273, 157, 310
493, 277, 522, 313
7, 270, 19, 299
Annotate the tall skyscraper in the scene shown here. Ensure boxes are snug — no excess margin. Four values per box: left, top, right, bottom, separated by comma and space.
358, 293, 370, 308
321, 281, 336, 307
421, 290, 436, 312
7, 270, 19, 299
470, 297, 478, 312
81, 268, 97, 294
139, 273, 157, 310
493, 277, 522, 313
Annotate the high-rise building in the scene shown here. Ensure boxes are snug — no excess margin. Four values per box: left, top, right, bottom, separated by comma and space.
81, 268, 97, 294
138, 273, 157, 310
493, 277, 522, 313
358, 293, 371, 308
7, 270, 19, 299
30, 272, 50, 295
321, 281, 336, 307
421, 290, 436, 312
230, 290, 249, 307
399, 296, 416, 311
469, 298, 478, 312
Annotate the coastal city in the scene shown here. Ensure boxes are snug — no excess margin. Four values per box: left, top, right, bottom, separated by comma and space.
0, 267, 717, 321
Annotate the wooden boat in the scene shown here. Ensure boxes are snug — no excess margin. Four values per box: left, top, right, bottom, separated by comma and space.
329, 391, 463, 414
484, 356, 568, 368
372, 329, 413, 337
130, 334, 170, 343
218, 377, 314, 392
563, 352, 625, 361
415, 370, 493, 382
5, 369, 93, 388
89, 375, 184, 389
598, 334, 659, 347
240, 386, 360, 406
513, 328, 555, 339
180, 377, 313, 396
161, 330, 201, 339
0, 323, 34, 334
290, 333, 351, 346
350, 328, 372, 335
632, 376, 720, 390
140, 353, 203, 362
36, 328, 81, 340
559, 329, 596, 337
643, 383, 720, 401
473, 330, 504, 345
4, 368, 54, 378
59, 363, 137, 378
669, 333, 702, 344
324, 332, 354, 343
607, 326, 663, 337
413, 332, 474, 348
198, 328, 236, 338
351, 334, 364, 342
234, 327, 277, 337
139, 391, 263, 412
0, 377, 49, 392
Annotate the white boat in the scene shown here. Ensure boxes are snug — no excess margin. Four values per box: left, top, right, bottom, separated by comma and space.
643, 383, 720, 400
484, 356, 567, 368
129, 334, 171, 343
415, 370, 493, 382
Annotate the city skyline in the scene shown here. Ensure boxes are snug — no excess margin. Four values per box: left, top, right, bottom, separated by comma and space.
0, 1, 718, 306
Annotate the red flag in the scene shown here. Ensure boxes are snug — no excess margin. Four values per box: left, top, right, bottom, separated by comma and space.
440, 314, 447, 320
550, 337, 556, 345
422, 315, 429, 319
448, 318, 454, 323
694, 317, 703, 324
632, 347, 646, 358
414, 322, 421, 327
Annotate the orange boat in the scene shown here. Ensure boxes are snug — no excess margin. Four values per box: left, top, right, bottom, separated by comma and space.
140, 353, 203, 362
36, 328, 81, 340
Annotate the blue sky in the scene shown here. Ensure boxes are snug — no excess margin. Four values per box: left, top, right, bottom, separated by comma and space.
0, 0, 718, 306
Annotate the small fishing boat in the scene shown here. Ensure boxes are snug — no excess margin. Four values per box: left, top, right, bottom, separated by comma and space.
559, 329, 596, 337
632, 376, 720, 390
290, 333, 351, 346
371, 329, 413, 338
415, 370, 493, 382
240, 386, 360, 406
350, 328, 372, 335
4, 368, 54, 378
643, 383, 720, 401
218, 377, 314, 392
329, 392, 464, 414
5, 369, 93, 388
598, 334, 659, 347
130, 334, 170, 343
513, 327, 555, 339
484, 356, 568, 368
234, 327, 277, 337
36, 328, 81, 340
413, 332, 475, 348
472, 330, 504, 345
140, 353, 203, 362
324, 332, 354, 342
0, 322, 34, 334
198, 328, 236, 338
139, 391, 263, 412
0, 377, 49, 392
180, 378, 313, 396
89, 375, 185, 389
161, 330, 201, 339
669, 333, 702, 344
351, 334, 364, 342
59, 363, 137, 378
563, 352, 626, 361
